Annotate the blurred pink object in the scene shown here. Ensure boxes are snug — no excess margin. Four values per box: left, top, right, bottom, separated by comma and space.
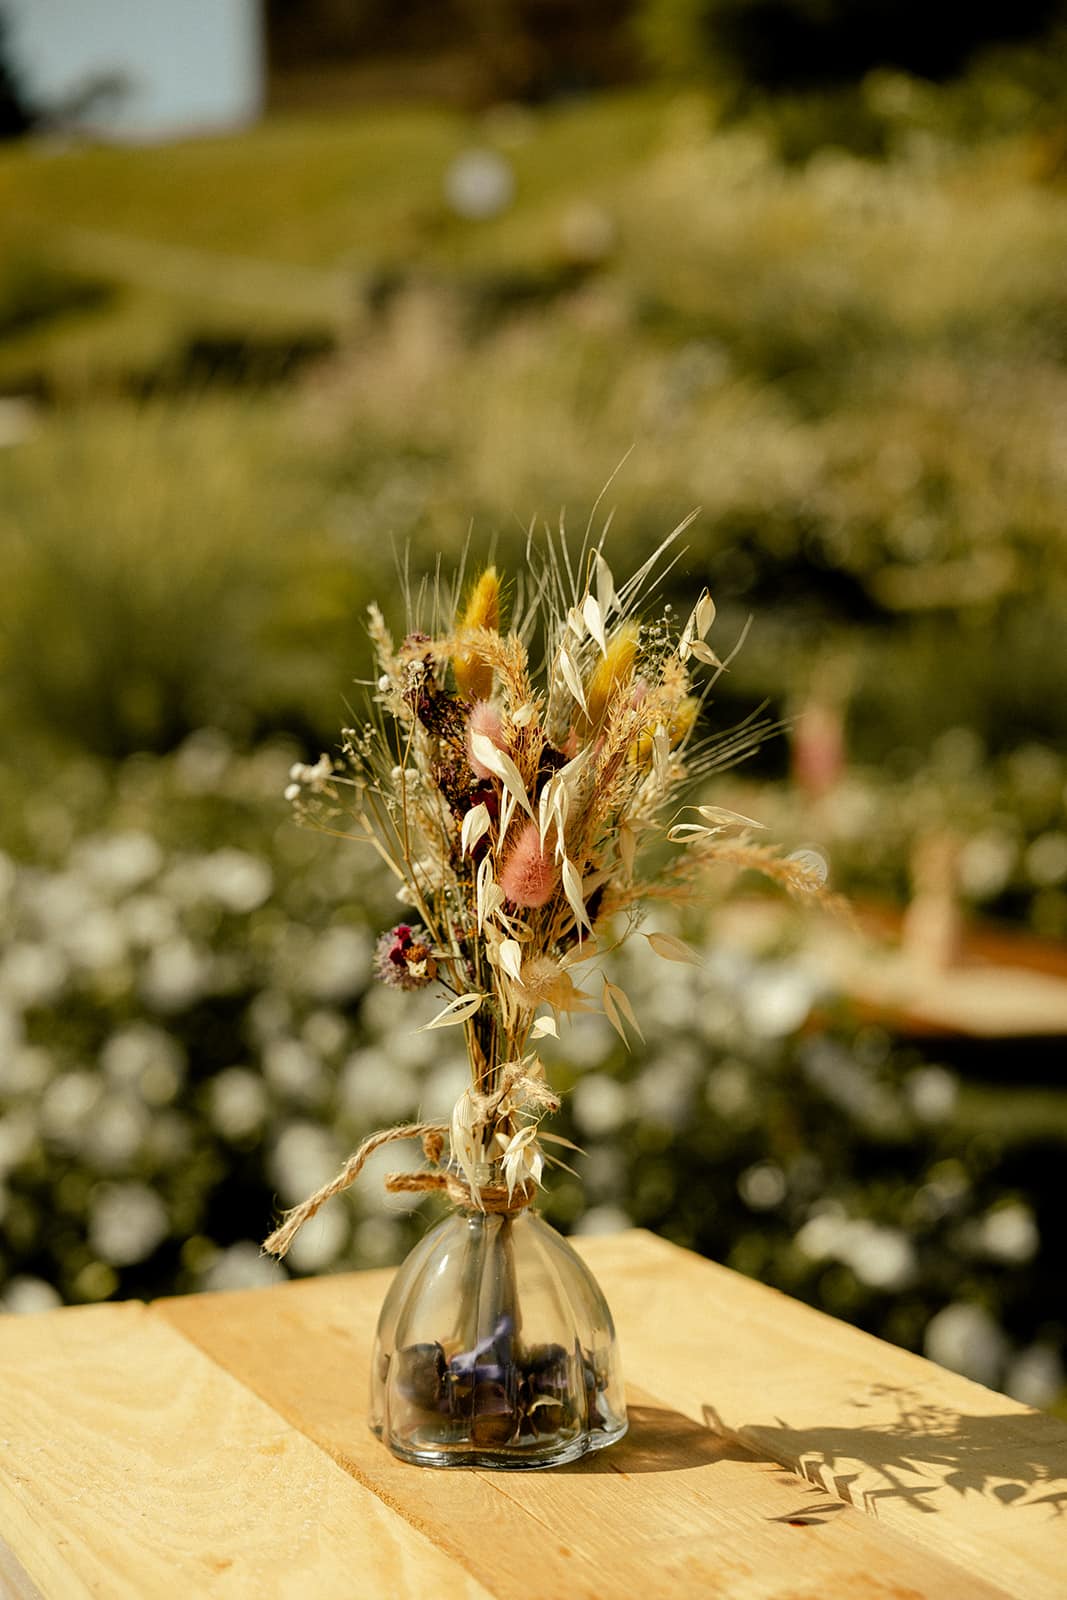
791, 700, 845, 799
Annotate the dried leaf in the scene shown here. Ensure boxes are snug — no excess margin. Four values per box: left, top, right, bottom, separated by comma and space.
602, 978, 644, 1045
695, 588, 716, 637
530, 1014, 559, 1039
451, 1091, 486, 1200
499, 938, 524, 982
618, 821, 636, 879
558, 644, 589, 717
461, 802, 490, 857
560, 937, 598, 968
666, 822, 718, 843
595, 551, 617, 617
583, 592, 607, 655
539, 1130, 585, 1153
561, 856, 591, 934
644, 930, 702, 966
469, 730, 535, 819
418, 992, 485, 1031
696, 805, 767, 831
497, 788, 517, 850
687, 639, 722, 667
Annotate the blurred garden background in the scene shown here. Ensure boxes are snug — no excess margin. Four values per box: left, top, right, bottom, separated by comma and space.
1, 0, 1066, 1414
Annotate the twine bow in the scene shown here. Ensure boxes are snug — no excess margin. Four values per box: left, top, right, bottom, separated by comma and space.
261, 1059, 556, 1261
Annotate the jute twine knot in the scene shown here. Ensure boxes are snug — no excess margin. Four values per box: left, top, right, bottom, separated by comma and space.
262, 1121, 534, 1261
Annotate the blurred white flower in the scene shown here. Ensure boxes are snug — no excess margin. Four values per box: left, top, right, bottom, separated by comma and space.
28, 871, 96, 936
161, 849, 271, 913
299, 925, 371, 1003
742, 966, 817, 1038
301, 1009, 348, 1059
286, 1205, 349, 1273
0, 942, 68, 1009
0, 1004, 24, 1062
174, 728, 232, 793
976, 1202, 1039, 1265
0, 1112, 36, 1177
143, 1111, 193, 1164
246, 988, 292, 1044
572, 1075, 632, 1138
341, 1048, 416, 1123
705, 1061, 753, 1119
444, 148, 514, 219
85, 1096, 151, 1169
89, 1183, 169, 1266
120, 893, 179, 948
141, 938, 213, 1011
420, 1059, 473, 1119
906, 1065, 958, 1123
263, 1038, 325, 1102
739, 1162, 787, 1211
958, 831, 1016, 900
203, 849, 273, 914
359, 1141, 425, 1213
633, 1056, 698, 1129
559, 1013, 613, 1067
794, 1207, 849, 1261
795, 1210, 915, 1291
574, 1205, 632, 1236
1025, 832, 1067, 888
41, 1072, 103, 1144
63, 908, 127, 973
1005, 1344, 1065, 1409
1, 1276, 62, 1315
101, 1023, 186, 1096
0, 1045, 53, 1096
925, 1302, 1007, 1388
269, 1123, 343, 1206
209, 1068, 269, 1140
354, 1217, 403, 1268
73, 832, 162, 897
842, 1222, 916, 1291
201, 1241, 284, 1292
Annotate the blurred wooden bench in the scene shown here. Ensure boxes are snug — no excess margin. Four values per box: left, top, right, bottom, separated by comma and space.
1, 1230, 1064, 1598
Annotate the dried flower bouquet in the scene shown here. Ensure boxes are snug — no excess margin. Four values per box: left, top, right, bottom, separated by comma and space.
266, 521, 830, 1245
263, 521, 832, 1467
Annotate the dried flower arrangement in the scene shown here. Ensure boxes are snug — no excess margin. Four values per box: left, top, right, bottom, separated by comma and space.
264, 519, 833, 1261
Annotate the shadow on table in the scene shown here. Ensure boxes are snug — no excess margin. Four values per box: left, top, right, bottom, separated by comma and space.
562, 1403, 760, 1476
702, 1386, 1067, 1518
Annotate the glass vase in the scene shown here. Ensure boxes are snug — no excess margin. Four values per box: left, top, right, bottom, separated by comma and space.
369, 1202, 628, 1468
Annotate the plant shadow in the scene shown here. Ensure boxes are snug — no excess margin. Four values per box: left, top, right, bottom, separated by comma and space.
701, 1385, 1067, 1518
560, 1402, 761, 1476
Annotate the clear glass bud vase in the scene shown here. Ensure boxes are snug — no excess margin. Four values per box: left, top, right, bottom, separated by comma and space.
370, 1202, 628, 1468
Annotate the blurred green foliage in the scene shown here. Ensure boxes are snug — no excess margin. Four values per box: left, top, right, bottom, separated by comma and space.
0, 72, 1065, 1407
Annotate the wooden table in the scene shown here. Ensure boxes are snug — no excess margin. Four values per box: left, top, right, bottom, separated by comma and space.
1, 1230, 1065, 1599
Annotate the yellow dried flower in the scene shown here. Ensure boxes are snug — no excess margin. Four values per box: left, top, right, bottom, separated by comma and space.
633, 695, 698, 764
584, 623, 638, 728
454, 567, 500, 701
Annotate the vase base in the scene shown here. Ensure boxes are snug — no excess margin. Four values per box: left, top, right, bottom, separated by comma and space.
371, 1416, 628, 1471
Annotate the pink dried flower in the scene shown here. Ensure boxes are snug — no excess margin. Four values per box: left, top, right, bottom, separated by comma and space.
374, 924, 438, 990
467, 700, 505, 780
499, 823, 559, 909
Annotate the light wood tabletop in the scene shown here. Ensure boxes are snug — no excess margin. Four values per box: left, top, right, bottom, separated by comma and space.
1, 1229, 1064, 1599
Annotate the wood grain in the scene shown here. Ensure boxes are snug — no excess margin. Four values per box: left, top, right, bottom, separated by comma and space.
3, 1231, 1063, 1600
0, 1299, 491, 1600
158, 1263, 1016, 1600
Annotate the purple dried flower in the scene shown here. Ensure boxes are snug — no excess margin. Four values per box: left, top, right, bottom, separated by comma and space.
374, 923, 438, 990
